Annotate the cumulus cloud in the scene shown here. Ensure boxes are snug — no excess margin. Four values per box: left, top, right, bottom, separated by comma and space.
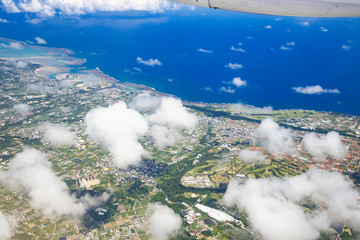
230, 46, 246, 52
85, 101, 149, 168
301, 21, 310, 26
219, 86, 235, 94
256, 118, 295, 156
320, 27, 328, 32
145, 203, 182, 240
39, 122, 77, 146
223, 168, 360, 240
147, 97, 197, 129
231, 103, 273, 114
35, 36, 47, 44
59, 80, 74, 88
341, 45, 351, 51
198, 48, 213, 54
264, 25, 272, 29
232, 77, 247, 88
27, 83, 55, 93
0, 60, 29, 72
1, 0, 173, 17
0, 148, 109, 218
0, 18, 9, 23
239, 149, 269, 165
0, 41, 24, 50
0, 212, 12, 240
146, 97, 198, 147
292, 85, 340, 95
303, 131, 347, 161
137, 57, 162, 67
225, 63, 243, 70
129, 94, 161, 112
13, 103, 31, 114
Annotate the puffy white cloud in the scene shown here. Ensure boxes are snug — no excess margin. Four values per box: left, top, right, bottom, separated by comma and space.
303, 131, 347, 161
264, 25, 272, 29
145, 203, 182, 240
85, 101, 149, 168
0, 41, 24, 49
0, 212, 12, 240
59, 79, 74, 88
0, 148, 109, 218
238, 149, 269, 165
147, 97, 197, 129
136, 57, 162, 67
13, 103, 31, 114
341, 45, 351, 50
230, 46, 246, 52
225, 63, 243, 70
35, 37, 47, 44
1, 0, 173, 17
223, 168, 360, 240
149, 125, 179, 148
0, 18, 9, 23
320, 27, 328, 32
147, 97, 197, 147
301, 21, 310, 26
232, 77, 247, 88
198, 48, 213, 54
0, 60, 29, 72
219, 86, 235, 94
39, 122, 78, 146
27, 83, 55, 93
292, 85, 340, 95
256, 118, 295, 156
129, 94, 161, 112
280, 45, 290, 51
231, 103, 273, 114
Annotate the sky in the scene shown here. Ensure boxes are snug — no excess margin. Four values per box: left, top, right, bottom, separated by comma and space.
0, 1, 359, 115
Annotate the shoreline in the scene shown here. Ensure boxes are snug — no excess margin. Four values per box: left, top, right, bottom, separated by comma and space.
0, 37, 358, 117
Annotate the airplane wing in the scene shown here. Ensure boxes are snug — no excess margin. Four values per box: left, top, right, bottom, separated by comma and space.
169, 0, 360, 17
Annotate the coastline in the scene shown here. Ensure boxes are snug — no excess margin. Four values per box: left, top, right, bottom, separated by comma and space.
0, 37, 358, 117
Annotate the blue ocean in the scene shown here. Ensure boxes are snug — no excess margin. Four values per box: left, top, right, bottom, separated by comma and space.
0, 7, 359, 114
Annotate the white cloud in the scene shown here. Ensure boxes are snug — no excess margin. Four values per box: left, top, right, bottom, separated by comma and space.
146, 97, 198, 130
230, 46, 246, 52
238, 149, 269, 165
0, 18, 9, 23
232, 77, 247, 88
0, 41, 24, 50
292, 85, 340, 95
145, 203, 182, 240
280, 45, 290, 51
320, 27, 328, 32
13, 103, 31, 114
35, 36, 47, 44
274, 17, 282, 21
27, 83, 55, 93
198, 48, 213, 54
0, 212, 12, 240
129, 94, 161, 112
287, 41, 295, 46
231, 103, 273, 114
203, 86, 213, 92
59, 79, 74, 88
223, 168, 360, 240
1, 0, 173, 17
256, 118, 296, 156
146, 97, 197, 147
85, 101, 149, 168
301, 21, 310, 26
264, 25, 272, 29
219, 86, 235, 94
225, 63, 243, 70
136, 57, 162, 67
341, 45, 351, 50
39, 122, 77, 146
0, 148, 109, 218
303, 131, 347, 161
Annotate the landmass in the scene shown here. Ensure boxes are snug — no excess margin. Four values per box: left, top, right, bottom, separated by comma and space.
0, 38, 359, 240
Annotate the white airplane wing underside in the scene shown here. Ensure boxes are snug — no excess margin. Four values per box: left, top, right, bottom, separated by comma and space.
170, 0, 360, 17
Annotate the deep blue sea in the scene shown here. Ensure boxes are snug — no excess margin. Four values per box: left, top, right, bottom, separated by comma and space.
1, 7, 359, 115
